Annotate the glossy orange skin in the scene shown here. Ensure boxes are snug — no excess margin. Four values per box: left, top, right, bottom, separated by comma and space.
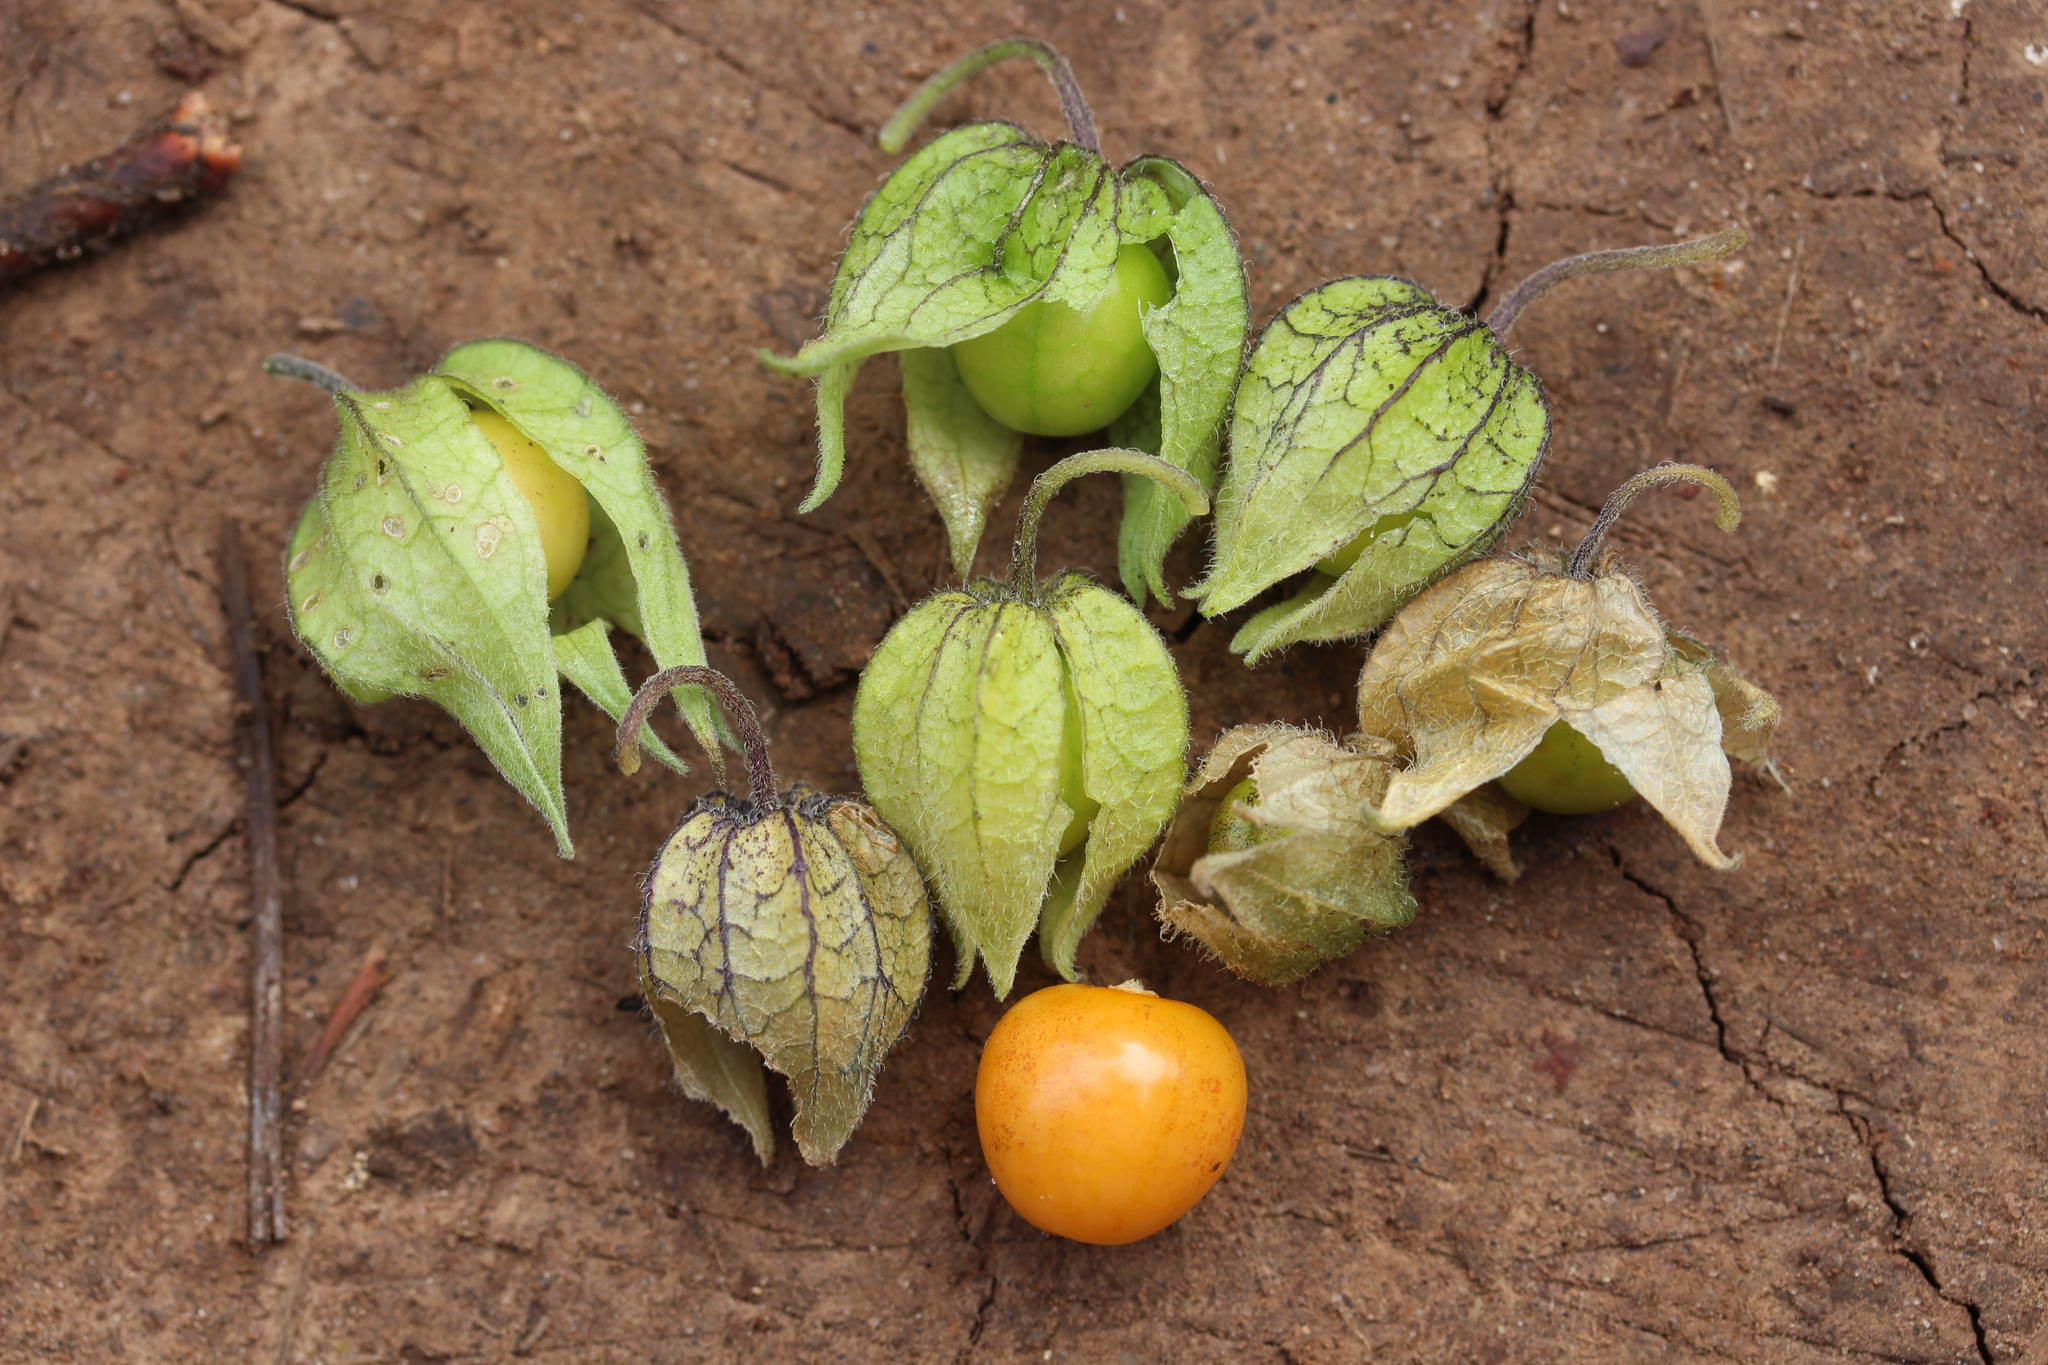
976, 984, 1247, 1246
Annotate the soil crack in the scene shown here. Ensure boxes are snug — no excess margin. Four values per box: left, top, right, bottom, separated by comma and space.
1801, 184, 2045, 327
1603, 846, 1750, 1078
629, 5, 869, 144
1867, 683, 2014, 799
1470, 0, 1538, 318
1843, 1107, 1994, 1365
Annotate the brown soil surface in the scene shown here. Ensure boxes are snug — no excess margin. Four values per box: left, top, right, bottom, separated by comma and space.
3, 1, 2044, 1361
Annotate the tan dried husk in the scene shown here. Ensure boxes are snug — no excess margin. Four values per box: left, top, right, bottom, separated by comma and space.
1355, 549, 1779, 874
1153, 724, 1416, 985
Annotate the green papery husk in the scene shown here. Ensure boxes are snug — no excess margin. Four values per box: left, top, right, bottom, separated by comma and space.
283, 338, 720, 856
1189, 276, 1549, 663
1108, 157, 1249, 606
851, 575, 1187, 998
763, 125, 1245, 589
638, 786, 931, 1166
1153, 724, 1415, 986
1036, 576, 1189, 977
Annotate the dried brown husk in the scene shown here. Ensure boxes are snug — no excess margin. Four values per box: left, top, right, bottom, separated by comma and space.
1355, 546, 1779, 873
1153, 724, 1416, 985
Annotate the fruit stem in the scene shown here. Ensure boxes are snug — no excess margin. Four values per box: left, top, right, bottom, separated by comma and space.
1010, 449, 1208, 599
878, 37, 1100, 156
1485, 225, 1747, 338
617, 666, 778, 809
261, 353, 359, 395
1568, 463, 1741, 579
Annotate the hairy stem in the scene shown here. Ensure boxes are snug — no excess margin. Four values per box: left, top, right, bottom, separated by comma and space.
263, 353, 359, 395
1010, 449, 1208, 598
618, 666, 777, 808
879, 37, 1100, 155
1486, 226, 1747, 338
1569, 463, 1740, 578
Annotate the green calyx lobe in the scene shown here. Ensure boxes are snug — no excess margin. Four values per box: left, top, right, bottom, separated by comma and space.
272, 341, 722, 857
621, 667, 930, 1167
1193, 226, 1747, 663
1192, 278, 1545, 663
762, 38, 1247, 604
851, 450, 1207, 998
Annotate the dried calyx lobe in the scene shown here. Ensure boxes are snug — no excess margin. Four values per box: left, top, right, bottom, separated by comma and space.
620, 667, 929, 1167
1152, 724, 1416, 987
762, 38, 1247, 606
1352, 464, 1781, 879
852, 450, 1208, 999
1192, 227, 1747, 663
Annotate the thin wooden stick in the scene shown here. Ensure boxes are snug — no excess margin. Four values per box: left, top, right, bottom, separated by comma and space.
6, 1095, 40, 1165
0, 92, 241, 287
1769, 235, 1804, 373
219, 518, 287, 1246
302, 948, 392, 1086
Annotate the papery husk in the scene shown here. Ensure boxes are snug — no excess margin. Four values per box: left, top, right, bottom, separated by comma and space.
1354, 551, 1779, 873
1154, 724, 1415, 985
852, 576, 1186, 997
639, 786, 930, 1166
283, 338, 721, 856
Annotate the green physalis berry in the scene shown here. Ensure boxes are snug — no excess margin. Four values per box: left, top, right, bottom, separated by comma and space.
1354, 465, 1782, 877
852, 449, 1208, 998
1207, 775, 1292, 854
618, 667, 930, 1167
1497, 720, 1637, 815
762, 38, 1248, 605
1153, 724, 1415, 986
1191, 227, 1747, 663
270, 341, 723, 857
953, 241, 1173, 437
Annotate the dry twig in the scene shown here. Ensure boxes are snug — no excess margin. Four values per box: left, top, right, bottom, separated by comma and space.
218, 519, 286, 1246
1769, 235, 1805, 373
6, 1095, 41, 1165
0, 91, 241, 287
302, 947, 393, 1086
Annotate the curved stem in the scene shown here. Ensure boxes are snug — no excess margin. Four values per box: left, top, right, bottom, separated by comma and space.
1009, 449, 1208, 598
262, 353, 359, 395
878, 37, 1099, 155
1568, 463, 1740, 579
616, 665, 778, 808
1486, 225, 1747, 338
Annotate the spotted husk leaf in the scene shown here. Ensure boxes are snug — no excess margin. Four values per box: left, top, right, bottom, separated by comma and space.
1354, 552, 1778, 873
1153, 725, 1415, 985
283, 339, 718, 856
638, 786, 930, 1166
1190, 277, 1548, 662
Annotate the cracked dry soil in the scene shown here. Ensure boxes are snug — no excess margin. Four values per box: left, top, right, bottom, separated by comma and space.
1, 1, 2044, 1361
